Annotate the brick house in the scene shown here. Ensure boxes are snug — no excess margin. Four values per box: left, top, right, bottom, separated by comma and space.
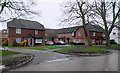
45, 24, 104, 45
45, 29, 57, 42
7, 19, 45, 46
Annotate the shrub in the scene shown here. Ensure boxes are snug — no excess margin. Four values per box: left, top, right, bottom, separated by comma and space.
110, 40, 117, 44
2, 40, 8, 46
13, 40, 19, 46
70, 41, 74, 44
21, 40, 27, 46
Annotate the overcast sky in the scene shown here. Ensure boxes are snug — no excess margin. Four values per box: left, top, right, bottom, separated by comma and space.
0, 0, 118, 30
0, 0, 70, 30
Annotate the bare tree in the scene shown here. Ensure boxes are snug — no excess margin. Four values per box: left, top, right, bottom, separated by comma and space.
60, 0, 93, 46
0, 0, 39, 22
91, 0, 120, 46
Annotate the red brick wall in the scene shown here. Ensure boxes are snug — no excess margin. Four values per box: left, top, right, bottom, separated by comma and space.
89, 31, 102, 45
8, 27, 45, 46
54, 28, 102, 45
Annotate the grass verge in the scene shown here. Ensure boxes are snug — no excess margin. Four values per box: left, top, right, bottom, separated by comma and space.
94, 44, 120, 50
0, 50, 20, 56
55, 46, 109, 54
8, 45, 63, 50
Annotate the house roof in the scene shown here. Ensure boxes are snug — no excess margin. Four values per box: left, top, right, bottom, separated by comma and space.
7, 19, 45, 30
55, 26, 80, 34
86, 24, 103, 32
45, 24, 103, 34
45, 29, 56, 34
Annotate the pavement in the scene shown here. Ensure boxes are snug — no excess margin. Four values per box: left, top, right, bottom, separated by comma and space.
1, 47, 119, 71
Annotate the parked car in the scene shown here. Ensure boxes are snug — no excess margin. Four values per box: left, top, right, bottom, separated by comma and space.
45, 41, 54, 45
59, 41, 65, 45
74, 41, 85, 45
54, 41, 65, 45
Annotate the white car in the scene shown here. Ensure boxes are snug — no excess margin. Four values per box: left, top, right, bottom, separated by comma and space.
45, 41, 54, 45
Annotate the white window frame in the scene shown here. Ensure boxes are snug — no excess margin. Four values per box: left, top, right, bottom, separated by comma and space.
16, 38, 21, 43
45, 34, 47, 36
78, 39, 81, 42
35, 30, 38, 35
72, 32, 74, 36
35, 39, 42, 43
73, 39, 76, 43
16, 28, 21, 34
78, 32, 81, 36
92, 39, 95, 43
93, 32, 95, 36
102, 33, 105, 37
66, 33, 68, 36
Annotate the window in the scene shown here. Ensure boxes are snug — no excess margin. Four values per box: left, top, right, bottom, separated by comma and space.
92, 39, 95, 43
113, 32, 116, 35
73, 39, 76, 43
16, 38, 21, 43
93, 32, 95, 36
72, 32, 74, 36
102, 33, 105, 37
45, 34, 47, 36
78, 39, 81, 42
35, 39, 42, 43
35, 30, 38, 35
78, 32, 81, 36
66, 34, 68, 36
3, 31, 6, 33
16, 28, 21, 34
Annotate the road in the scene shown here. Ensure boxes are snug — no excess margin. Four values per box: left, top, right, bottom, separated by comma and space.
5, 48, 118, 71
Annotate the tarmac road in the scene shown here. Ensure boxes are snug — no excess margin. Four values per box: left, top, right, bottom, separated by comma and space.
7, 48, 118, 71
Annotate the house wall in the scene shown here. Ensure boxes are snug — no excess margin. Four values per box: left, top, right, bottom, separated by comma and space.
75, 28, 89, 45
8, 27, 45, 46
110, 27, 120, 44
89, 31, 102, 45
49, 27, 103, 45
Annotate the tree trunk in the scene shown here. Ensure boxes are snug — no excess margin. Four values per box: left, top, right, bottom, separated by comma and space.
105, 34, 110, 46
83, 25, 92, 46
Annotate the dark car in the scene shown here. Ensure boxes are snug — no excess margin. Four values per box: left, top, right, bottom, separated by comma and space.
54, 41, 65, 45
74, 41, 85, 45
45, 41, 54, 45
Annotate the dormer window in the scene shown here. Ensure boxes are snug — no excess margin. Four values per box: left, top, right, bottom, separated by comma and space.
93, 32, 95, 36
35, 30, 38, 35
16, 28, 21, 34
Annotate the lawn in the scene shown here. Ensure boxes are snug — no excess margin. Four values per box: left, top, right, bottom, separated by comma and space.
8, 45, 63, 50
0, 50, 20, 56
94, 44, 120, 50
56, 46, 109, 53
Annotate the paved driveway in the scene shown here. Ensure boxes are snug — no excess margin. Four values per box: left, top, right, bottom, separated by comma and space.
6, 48, 119, 71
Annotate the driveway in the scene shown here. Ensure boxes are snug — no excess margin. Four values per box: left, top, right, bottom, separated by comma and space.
4, 48, 118, 71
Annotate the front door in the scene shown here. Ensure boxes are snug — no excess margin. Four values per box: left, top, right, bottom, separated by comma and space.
30, 38, 33, 46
